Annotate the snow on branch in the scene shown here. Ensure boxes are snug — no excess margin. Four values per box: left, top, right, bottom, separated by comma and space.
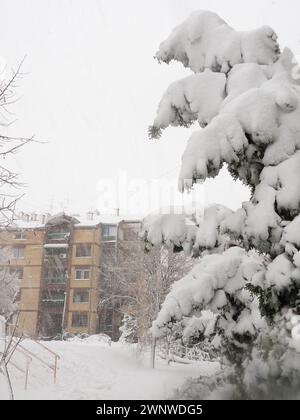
149, 8, 300, 398
151, 246, 266, 340
149, 70, 226, 139
141, 212, 197, 255
141, 205, 235, 256
155, 10, 280, 73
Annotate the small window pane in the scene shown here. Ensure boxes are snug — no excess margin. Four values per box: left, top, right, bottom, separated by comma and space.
76, 244, 91, 257
72, 312, 88, 327
15, 231, 27, 240
73, 290, 89, 303
13, 246, 25, 259
102, 225, 117, 240
75, 267, 90, 280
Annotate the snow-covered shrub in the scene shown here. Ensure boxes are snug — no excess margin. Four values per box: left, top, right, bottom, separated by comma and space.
119, 314, 138, 343
146, 9, 300, 399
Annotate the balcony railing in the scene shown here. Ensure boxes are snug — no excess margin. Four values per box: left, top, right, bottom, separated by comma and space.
43, 277, 67, 285
102, 235, 116, 241
46, 232, 70, 240
41, 299, 65, 307
44, 253, 68, 261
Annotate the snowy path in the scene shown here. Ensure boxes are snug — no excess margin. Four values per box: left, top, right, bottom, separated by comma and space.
0, 339, 219, 400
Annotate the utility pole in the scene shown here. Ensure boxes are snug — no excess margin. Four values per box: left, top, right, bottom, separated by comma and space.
61, 292, 67, 335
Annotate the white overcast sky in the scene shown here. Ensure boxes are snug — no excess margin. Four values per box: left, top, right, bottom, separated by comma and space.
1, 0, 300, 215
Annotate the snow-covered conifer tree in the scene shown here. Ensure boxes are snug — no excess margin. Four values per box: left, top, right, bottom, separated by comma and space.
144, 10, 300, 399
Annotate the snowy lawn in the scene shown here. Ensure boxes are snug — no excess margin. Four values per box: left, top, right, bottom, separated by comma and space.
0, 338, 219, 400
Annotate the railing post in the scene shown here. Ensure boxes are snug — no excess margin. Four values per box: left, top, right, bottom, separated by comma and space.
25, 359, 30, 390
150, 336, 156, 369
54, 355, 58, 383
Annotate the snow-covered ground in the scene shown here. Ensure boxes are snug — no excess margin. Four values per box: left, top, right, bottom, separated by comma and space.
0, 337, 219, 400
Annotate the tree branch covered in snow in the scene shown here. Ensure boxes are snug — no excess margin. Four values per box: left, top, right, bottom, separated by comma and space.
155, 10, 279, 73
147, 9, 300, 399
141, 204, 240, 257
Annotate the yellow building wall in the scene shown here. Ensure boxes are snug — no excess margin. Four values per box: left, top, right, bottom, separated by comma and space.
73, 228, 99, 243
0, 225, 104, 337
69, 278, 91, 288
89, 312, 98, 333
19, 288, 40, 311
23, 244, 44, 266
0, 229, 45, 246
18, 311, 38, 336
22, 266, 43, 288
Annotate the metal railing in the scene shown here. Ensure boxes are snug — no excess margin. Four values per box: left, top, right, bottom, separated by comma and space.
46, 232, 70, 240
41, 299, 65, 307
15, 335, 60, 383
0, 337, 32, 390
102, 235, 116, 242
1, 320, 61, 391
43, 276, 67, 284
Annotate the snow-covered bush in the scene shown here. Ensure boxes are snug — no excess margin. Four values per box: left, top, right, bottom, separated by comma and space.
146, 10, 300, 399
119, 314, 138, 343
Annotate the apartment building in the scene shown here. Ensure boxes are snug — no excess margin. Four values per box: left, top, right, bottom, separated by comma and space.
0, 212, 140, 339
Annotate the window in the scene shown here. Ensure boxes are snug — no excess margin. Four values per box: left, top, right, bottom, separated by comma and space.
9, 267, 24, 279
73, 289, 89, 303
76, 244, 92, 257
102, 225, 117, 241
13, 246, 25, 259
72, 312, 88, 327
75, 266, 90, 280
15, 230, 27, 240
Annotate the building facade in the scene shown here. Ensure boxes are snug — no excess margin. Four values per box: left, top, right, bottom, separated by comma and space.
0, 212, 140, 339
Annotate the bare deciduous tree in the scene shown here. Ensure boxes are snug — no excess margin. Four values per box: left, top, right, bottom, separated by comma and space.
0, 58, 35, 399
0, 57, 35, 226
99, 240, 194, 342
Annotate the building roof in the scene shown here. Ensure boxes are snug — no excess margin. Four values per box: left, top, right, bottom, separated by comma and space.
7, 212, 141, 230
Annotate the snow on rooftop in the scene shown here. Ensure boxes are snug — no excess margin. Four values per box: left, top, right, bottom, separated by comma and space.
8, 212, 141, 229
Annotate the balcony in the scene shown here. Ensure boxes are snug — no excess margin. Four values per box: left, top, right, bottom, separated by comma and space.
46, 232, 70, 241
41, 299, 65, 307
102, 235, 116, 242
43, 276, 67, 285
44, 244, 69, 264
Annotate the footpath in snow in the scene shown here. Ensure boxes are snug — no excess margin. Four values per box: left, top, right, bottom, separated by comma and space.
0, 337, 219, 400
